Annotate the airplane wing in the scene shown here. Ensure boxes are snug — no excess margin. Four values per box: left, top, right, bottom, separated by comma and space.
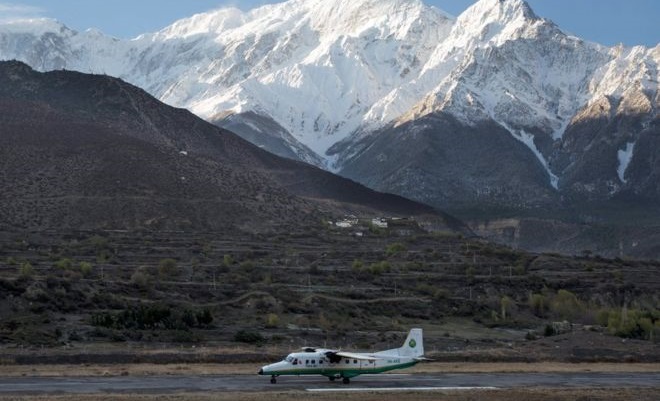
332, 351, 378, 361
302, 347, 337, 353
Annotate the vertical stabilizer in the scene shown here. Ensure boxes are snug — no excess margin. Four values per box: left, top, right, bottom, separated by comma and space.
399, 328, 424, 357
376, 328, 424, 357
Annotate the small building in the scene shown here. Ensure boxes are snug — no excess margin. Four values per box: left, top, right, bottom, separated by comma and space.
371, 218, 388, 228
336, 218, 358, 228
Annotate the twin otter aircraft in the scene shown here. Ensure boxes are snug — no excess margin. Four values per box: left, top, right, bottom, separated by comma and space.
259, 328, 425, 384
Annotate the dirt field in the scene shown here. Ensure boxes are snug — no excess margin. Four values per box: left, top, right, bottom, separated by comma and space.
1, 388, 659, 401
1, 362, 658, 377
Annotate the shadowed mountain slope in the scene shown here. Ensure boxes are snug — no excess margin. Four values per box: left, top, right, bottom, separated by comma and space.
0, 61, 463, 233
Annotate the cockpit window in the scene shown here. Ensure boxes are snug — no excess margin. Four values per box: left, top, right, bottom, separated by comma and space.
285, 355, 294, 363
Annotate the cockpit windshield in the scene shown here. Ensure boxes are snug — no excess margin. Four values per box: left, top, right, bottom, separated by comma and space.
285, 355, 294, 363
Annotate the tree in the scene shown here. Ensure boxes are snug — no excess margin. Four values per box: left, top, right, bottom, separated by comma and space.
529, 293, 546, 317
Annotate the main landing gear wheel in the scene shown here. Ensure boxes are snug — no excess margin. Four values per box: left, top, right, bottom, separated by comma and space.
329, 377, 336, 382
342, 377, 350, 384
270, 376, 277, 384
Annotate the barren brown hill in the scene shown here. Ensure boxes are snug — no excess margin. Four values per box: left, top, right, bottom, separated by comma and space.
0, 61, 462, 232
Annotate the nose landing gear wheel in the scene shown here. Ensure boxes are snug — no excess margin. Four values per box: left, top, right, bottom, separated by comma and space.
270, 376, 277, 384
342, 377, 350, 384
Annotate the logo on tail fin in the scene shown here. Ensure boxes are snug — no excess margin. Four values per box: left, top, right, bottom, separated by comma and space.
408, 339, 416, 348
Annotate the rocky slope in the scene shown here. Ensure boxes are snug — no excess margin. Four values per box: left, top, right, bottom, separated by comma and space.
0, 61, 461, 233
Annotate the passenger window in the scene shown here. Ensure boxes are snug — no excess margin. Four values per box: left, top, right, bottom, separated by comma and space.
345, 360, 349, 364
305, 360, 309, 364
353, 360, 358, 364
319, 360, 323, 364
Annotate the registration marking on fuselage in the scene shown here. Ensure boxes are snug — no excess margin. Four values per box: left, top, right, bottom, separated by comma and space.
307, 386, 499, 392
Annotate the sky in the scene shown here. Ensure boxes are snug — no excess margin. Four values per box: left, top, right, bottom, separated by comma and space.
0, 0, 658, 47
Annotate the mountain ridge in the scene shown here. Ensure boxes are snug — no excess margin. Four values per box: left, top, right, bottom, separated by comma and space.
0, 0, 658, 256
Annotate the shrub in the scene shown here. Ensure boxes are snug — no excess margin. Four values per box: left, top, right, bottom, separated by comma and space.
551, 289, 582, 321
385, 243, 407, 256
195, 309, 214, 327
544, 324, 556, 337
18, 262, 34, 278
368, 261, 390, 275
234, 330, 264, 344
79, 262, 93, 277
90, 305, 212, 331
500, 296, 514, 320
223, 254, 234, 267
603, 307, 659, 340
55, 258, 73, 270
352, 259, 364, 271
130, 271, 152, 289
158, 258, 177, 278
265, 313, 280, 328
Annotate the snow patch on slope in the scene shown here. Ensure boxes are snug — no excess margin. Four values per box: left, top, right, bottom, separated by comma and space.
503, 123, 559, 189
617, 142, 635, 183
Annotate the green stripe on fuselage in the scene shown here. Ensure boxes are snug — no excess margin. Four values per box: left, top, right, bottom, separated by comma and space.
267, 361, 418, 378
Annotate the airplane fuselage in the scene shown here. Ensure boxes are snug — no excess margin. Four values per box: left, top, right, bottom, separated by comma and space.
259, 351, 419, 379
259, 328, 425, 384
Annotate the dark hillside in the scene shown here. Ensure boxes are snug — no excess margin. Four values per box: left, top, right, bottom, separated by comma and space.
0, 61, 463, 232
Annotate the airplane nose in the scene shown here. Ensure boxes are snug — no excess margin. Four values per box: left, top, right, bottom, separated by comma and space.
258, 368, 264, 375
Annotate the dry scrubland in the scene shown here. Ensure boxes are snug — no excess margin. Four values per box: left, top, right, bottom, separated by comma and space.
1, 229, 659, 365
1, 388, 660, 401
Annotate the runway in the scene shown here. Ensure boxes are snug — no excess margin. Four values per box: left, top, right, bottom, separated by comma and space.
0, 372, 658, 394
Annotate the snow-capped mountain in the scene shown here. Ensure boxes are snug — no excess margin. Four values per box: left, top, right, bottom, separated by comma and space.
0, 0, 658, 216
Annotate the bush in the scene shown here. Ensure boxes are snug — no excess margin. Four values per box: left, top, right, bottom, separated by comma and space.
368, 261, 390, 275
500, 296, 514, 320
55, 258, 73, 270
79, 262, 93, 277
18, 262, 34, 278
551, 290, 582, 321
158, 259, 177, 278
544, 324, 556, 337
130, 271, 153, 289
529, 293, 546, 317
602, 307, 659, 340
265, 313, 280, 328
90, 304, 213, 331
385, 243, 407, 256
234, 330, 264, 344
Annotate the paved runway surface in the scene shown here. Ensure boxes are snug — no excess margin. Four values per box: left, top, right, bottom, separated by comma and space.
1, 372, 659, 394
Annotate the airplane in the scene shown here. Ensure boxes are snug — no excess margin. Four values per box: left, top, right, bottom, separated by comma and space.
258, 328, 425, 384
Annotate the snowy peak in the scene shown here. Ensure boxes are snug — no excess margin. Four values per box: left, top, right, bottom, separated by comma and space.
462, 0, 537, 23
452, 0, 541, 46
153, 7, 246, 40
0, 0, 656, 182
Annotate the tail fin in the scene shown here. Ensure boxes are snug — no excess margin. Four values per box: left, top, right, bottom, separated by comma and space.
399, 328, 424, 357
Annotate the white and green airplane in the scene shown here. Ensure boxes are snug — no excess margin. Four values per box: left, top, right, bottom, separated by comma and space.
258, 328, 425, 384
